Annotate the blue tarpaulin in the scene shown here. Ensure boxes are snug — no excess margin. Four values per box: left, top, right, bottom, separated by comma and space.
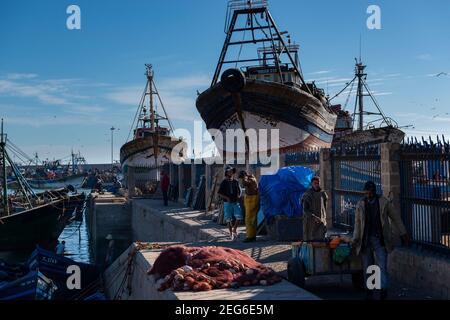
259, 166, 314, 223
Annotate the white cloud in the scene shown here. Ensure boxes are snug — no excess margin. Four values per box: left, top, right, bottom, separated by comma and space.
416, 53, 433, 61
104, 86, 142, 106
159, 74, 210, 91
104, 74, 210, 123
5, 73, 38, 80
308, 70, 332, 75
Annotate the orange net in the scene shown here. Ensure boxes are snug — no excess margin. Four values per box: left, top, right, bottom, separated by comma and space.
148, 245, 282, 292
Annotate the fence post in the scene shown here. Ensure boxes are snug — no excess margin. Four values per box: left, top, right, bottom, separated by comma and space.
178, 164, 185, 204
205, 163, 211, 212
319, 148, 333, 229
191, 161, 197, 191
381, 142, 403, 242
279, 152, 286, 168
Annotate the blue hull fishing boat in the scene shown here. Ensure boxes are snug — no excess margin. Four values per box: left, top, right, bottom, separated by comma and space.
0, 271, 57, 300
28, 247, 101, 300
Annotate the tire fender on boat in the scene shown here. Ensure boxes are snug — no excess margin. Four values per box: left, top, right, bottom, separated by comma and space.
220, 69, 246, 93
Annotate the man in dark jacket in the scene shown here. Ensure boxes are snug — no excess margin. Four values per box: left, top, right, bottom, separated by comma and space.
160, 170, 170, 206
353, 181, 410, 300
302, 176, 328, 241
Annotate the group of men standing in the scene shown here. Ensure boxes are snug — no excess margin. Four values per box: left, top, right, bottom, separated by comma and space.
217, 166, 410, 300
217, 166, 259, 242
301, 176, 410, 300
158, 164, 410, 300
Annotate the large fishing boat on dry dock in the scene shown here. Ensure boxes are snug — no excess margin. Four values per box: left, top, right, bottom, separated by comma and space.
120, 65, 184, 189
331, 59, 405, 146
196, 1, 337, 158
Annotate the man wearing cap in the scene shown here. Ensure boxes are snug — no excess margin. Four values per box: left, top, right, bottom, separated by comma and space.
353, 181, 410, 300
302, 176, 328, 241
218, 166, 243, 241
239, 170, 259, 243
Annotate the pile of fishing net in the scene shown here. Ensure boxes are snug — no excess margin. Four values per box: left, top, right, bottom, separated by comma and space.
148, 245, 282, 292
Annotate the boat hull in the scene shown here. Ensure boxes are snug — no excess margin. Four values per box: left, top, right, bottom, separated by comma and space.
333, 126, 405, 146
28, 174, 86, 190
0, 271, 57, 300
196, 79, 337, 157
120, 134, 184, 169
28, 247, 100, 300
0, 200, 69, 251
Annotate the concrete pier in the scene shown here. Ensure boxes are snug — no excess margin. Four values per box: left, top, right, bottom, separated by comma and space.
87, 193, 132, 265
99, 198, 321, 300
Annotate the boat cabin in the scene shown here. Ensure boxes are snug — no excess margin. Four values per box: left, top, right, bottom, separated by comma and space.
134, 126, 170, 140
331, 104, 354, 139
245, 64, 302, 85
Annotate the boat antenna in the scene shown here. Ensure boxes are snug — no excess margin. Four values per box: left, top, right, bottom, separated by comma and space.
359, 34, 362, 63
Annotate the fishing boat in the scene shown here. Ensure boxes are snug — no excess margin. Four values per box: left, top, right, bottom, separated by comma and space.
28, 247, 100, 300
27, 152, 87, 190
27, 173, 86, 190
0, 120, 71, 251
120, 64, 185, 191
0, 270, 57, 300
196, 1, 337, 161
331, 59, 405, 146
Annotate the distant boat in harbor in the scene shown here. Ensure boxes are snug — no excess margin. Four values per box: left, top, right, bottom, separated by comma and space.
120, 64, 185, 192
196, 1, 337, 159
331, 59, 405, 146
26, 151, 88, 190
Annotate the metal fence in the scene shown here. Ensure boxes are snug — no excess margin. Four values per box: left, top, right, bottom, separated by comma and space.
284, 150, 320, 175
331, 144, 382, 230
399, 138, 450, 253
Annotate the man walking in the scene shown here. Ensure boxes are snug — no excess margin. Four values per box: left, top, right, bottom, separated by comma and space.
302, 176, 328, 241
218, 166, 243, 241
238, 170, 259, 243
160, 170, 170, 206
352, 181, 410, 300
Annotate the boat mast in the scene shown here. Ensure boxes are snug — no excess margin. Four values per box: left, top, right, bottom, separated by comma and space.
146, 65, 156, 132
211, 0, 311, 93
355, 60, 367, 131
1, 119, 8, 215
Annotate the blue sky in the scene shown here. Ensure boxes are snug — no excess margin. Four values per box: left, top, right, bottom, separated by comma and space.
0, 0, 449, 163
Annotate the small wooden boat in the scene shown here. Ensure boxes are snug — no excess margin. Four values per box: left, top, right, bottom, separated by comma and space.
28, 247, 100, 300
0, 270, 57, 300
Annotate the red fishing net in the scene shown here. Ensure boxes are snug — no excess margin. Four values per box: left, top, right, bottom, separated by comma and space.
148, 245, 282, 292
